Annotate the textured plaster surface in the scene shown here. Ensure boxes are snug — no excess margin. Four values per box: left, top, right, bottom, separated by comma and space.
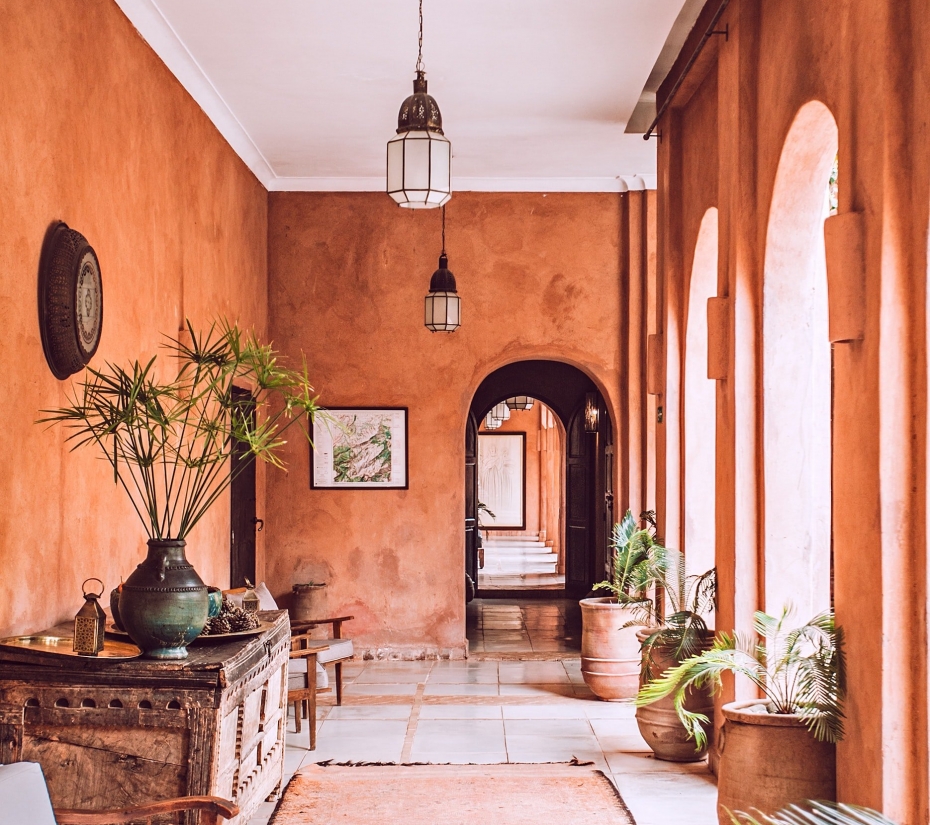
0, 0, 267, 637
267, 192, 624, 657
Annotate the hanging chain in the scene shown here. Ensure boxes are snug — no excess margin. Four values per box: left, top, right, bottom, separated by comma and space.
441, 205, 446, 255
416, 0, 424, 74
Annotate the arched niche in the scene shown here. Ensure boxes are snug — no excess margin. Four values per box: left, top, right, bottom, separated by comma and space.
683, 208, 719, 578
762, 101, 838, 619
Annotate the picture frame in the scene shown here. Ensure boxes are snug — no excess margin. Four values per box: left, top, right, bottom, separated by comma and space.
477, 432, 526, 530
310, 407, 409, 489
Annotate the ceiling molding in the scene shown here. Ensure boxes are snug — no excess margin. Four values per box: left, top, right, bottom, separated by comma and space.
268, 176, 656, 193
115, 0, 277, 187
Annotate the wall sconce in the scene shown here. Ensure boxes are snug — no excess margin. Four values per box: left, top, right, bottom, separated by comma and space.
584, 392, 599, 433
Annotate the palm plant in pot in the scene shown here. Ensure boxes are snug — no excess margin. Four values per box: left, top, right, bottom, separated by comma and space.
628, 550, 716, 761
580, 509, 668, 701
40, 320, 322, 659
637, 608, 845, 824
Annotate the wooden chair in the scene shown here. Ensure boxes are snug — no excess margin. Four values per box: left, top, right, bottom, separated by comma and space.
0, 761, 237, 825
288, 635, 329, 750
55, 796, 238, 824
289, 616, 355, 705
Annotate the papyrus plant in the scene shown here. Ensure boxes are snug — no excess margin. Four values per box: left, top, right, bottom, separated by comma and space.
40, 320, 322, 540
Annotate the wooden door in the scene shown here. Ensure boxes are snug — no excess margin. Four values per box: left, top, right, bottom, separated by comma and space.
230, 387, 257, 588
565, 404, 595, 593
464, 413, 479, 593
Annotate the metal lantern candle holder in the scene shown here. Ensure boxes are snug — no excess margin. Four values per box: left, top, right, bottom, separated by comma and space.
73, 577, 106, 656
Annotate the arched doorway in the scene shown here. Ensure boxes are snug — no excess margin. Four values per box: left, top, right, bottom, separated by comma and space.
467, 360, 613, 598
762, 101, 838, 618
683, 208, 719, 578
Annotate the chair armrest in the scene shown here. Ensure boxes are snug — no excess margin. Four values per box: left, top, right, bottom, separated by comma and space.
55, 795, 238, 824
290, 615, 355, 639
290, 634, 329, 659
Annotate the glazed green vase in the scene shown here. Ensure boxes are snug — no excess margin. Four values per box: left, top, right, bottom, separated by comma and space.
120, 539, 208, 659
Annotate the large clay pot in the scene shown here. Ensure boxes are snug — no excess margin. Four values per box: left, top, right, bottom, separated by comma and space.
579, 598, 644, 701
716, 700, 836, 824
119, 539, 209, 660
635, 628, 714, 762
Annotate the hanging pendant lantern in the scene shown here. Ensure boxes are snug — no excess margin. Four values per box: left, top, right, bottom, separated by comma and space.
387, 0, 452, 208
506, 396, 534, 411
492, 402, 511, 421
424, 206, 461, 332
484, 412, 502, 430
584, 392, 600, 433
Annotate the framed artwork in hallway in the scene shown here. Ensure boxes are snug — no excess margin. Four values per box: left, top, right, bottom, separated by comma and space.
478, 432, 526, 529
310, 407, 408, 489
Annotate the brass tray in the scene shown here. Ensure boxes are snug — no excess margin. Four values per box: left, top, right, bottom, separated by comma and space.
106, 620, 273, 644
0, 634, 142, 660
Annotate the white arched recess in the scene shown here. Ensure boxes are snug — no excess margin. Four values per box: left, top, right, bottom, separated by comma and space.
683, 208, 718, 578
762, 101, 838, 620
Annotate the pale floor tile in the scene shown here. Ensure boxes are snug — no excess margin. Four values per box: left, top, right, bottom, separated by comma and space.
324, 704, 412, 720
419, 705, 504, 719
503, 718, 595, 736
342, 682, 419, 696
247, 599, 716, 825
422, 682, 500, 696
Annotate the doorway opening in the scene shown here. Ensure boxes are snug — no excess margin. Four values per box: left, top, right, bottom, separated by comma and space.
476, 400, 565, 590
465, 359, 613, 629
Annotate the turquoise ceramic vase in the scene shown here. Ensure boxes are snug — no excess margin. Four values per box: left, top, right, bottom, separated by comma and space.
119, 539, 208, 659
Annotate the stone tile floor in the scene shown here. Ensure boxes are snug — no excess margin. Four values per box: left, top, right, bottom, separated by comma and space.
249, 599, 717, 825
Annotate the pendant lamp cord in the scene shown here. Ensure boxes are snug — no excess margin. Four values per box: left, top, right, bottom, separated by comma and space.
416, 0, 425, 74
441, 205, 446, 255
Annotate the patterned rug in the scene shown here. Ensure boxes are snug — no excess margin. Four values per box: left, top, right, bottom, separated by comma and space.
269, 763, 636, 824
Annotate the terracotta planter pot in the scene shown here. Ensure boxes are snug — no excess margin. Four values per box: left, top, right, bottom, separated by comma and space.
716, 700, 836, 824
634, 628, 714, 762
579, 598, 644, 701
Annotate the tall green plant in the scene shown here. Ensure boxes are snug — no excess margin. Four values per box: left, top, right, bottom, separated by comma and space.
593, 509, 668, 608
636, 608, 846, 749
39, 320, 323, 540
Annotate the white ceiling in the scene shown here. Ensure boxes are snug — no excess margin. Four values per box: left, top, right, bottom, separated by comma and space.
116, 0, 702, 192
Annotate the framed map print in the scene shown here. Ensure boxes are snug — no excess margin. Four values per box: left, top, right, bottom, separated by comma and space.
477, 432, 526, 529
311, 407, 408, 489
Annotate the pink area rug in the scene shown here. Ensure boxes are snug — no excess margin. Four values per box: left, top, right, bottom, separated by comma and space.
270, 763, 635, 824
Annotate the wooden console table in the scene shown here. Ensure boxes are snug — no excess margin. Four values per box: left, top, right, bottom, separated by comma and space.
0, 610, 289, 825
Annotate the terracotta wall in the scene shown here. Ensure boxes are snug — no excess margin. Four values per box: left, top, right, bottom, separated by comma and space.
655, 0, 930, 819
0, 1, 268, 637
266, 191, 631, 658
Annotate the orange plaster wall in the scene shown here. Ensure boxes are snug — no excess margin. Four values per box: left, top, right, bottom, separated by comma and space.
658, 0, 930, 816
0, 1, 268, 636
267, 192, 623, 657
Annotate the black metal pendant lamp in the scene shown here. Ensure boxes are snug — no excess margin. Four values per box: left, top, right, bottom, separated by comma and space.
387, 0, 452, 209
424, 206, 461, 332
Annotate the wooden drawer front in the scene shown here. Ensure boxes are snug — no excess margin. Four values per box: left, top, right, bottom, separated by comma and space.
22, 719, 187, 810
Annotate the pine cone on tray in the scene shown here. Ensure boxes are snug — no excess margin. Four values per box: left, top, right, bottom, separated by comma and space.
201, 597, 261, 635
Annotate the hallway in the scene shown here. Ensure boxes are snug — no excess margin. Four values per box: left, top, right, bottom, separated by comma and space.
250, 601, 717, 824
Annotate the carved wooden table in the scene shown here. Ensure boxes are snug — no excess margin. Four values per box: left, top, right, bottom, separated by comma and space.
0, 610, 289, 825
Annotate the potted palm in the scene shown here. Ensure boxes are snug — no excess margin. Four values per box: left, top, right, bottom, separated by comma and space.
629, 551, 716, 761
637, 608, 845, 824
40, 320, 322, 659
580, 509, 667, 700
729, 801, 896, 824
